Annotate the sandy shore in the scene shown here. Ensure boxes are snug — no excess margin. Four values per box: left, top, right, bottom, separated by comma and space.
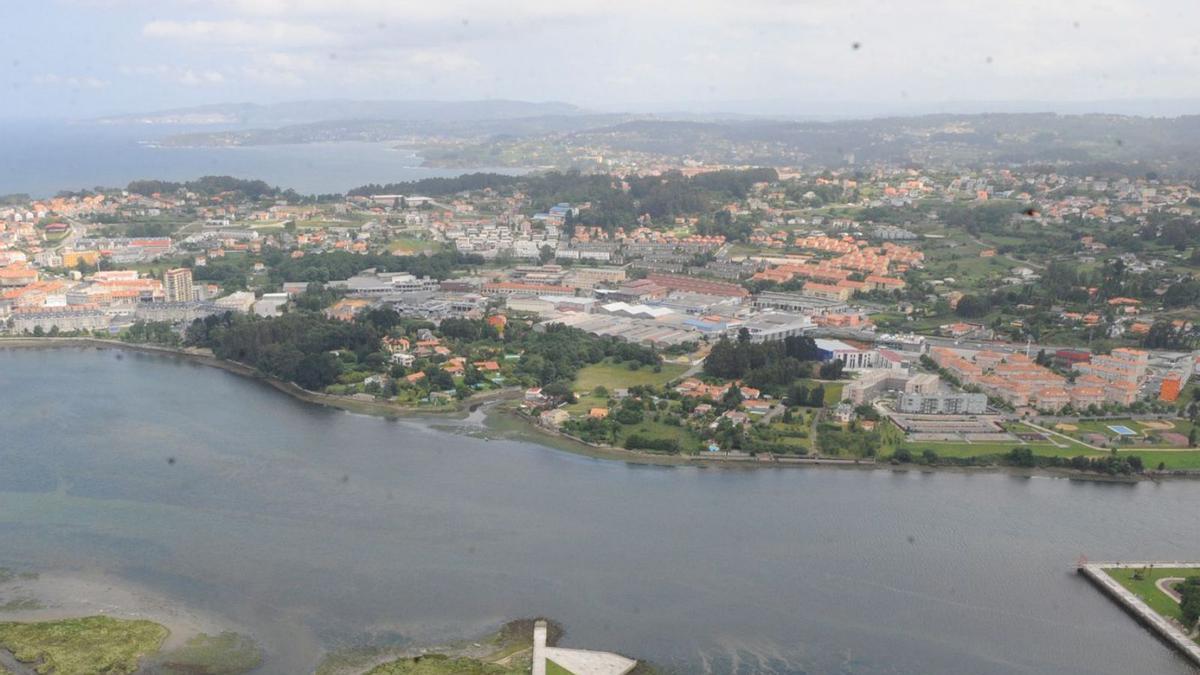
0, 570, 239, 651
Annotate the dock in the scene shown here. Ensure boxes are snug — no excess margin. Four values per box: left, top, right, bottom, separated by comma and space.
1078, 561, 1200, 667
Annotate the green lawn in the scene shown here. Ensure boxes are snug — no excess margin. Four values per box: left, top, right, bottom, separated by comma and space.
545, 660, 574, 675
893, 441, 1101, 460
792, 380, 844, 406
563, 393, 610, 415
387, 237, 438, 254
1105, 567, 1198, 623
0, 616, 168, 675
621, 419, 700, 451
573, 360, 687, 392
1125, 450, 1200, 471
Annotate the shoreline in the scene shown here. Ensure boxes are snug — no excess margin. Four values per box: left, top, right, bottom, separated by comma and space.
0, 570, 238, 652
1, 337, 1191, 482
0, 337, 519, 419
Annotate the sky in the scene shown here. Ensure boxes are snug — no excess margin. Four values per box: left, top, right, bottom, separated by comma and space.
5, 0, 1200, 119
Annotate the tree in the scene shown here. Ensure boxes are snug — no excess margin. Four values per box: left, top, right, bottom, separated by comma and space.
808, 385, 825, 408
541, 380, 576, 404
721, 384, 744, 410
818, 360, 845, 380
1006, 446, 1035, 467
1179, 577, 1200, 629
538, 245, 555, 264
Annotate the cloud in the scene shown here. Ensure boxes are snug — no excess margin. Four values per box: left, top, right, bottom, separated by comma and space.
405, 50, 480, 73
121, 64, 227, 86
142, 19, 339, 47
32, 73, 110, 89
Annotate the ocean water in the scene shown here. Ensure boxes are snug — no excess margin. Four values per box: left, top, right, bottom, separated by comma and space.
0, 121, 514, 197
1, 347, 1198, 674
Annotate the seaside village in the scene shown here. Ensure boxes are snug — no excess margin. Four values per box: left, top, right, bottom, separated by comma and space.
2, 167, 1199, 467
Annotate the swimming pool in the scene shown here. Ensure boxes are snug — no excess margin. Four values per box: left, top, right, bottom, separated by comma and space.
1107, 424, 1138, 436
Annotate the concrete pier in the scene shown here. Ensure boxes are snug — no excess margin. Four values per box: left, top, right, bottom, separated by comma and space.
532, 620, 548, 675
1079, 562, 1200, 667
531, 619, 637, 675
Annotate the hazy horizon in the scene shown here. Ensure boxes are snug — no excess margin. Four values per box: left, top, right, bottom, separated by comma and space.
8, 1, 1200, 121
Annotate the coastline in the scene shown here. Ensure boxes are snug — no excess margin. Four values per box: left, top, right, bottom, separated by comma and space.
0, 337, 519, 419
0, 337, 1187, 481
0, 570, 238, 652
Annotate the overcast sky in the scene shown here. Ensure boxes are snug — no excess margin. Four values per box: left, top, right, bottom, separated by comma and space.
6, 0, 1200, 119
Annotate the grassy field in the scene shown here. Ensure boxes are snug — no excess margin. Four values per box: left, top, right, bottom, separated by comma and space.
763, 420, 814, 453
0, 616, 167, 675
387, 237, 438, 254
1105, 567, 1199, 623
792, 379, 844, 406
572, 360, 688, 392
1057, 418, 1196, 449
621, 419, 699, 450
894, 441, 1099, 459
545, 660, 573, 675
1123, 450, 1200, 470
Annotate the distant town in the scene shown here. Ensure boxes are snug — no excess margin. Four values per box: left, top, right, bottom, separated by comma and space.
2, 161, 1199, 476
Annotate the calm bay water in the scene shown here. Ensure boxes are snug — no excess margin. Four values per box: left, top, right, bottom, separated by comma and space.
0, 347, 1198, 674
0, 121, 515, 197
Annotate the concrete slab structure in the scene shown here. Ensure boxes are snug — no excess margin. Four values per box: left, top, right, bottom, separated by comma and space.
532, 619, 637, 675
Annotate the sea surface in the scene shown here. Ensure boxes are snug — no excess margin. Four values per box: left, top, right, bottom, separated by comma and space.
1, 347, 1198, 674
0, 121, 516, 197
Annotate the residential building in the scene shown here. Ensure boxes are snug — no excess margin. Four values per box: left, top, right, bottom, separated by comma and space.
163, 267, 194, 303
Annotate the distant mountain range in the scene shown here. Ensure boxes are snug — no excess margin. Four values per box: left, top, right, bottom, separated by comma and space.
89, 99, 1200, 176
92, 99, 588, 127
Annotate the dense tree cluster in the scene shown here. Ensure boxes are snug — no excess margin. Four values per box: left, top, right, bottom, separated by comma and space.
1004, 447, 1144, 475
263, 250, 482, 283
120, 321, 180, 347
514, 323, 658, 387
185, 311, 382, 390
703, 332, 824, 396
127, 176, 282, 200
349, 168, 778, 235
347, 173, 521, 197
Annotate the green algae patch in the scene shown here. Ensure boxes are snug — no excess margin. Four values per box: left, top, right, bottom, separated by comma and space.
365, 654, 525, 675
0, 615, 167, 674
150, 631, 264, 674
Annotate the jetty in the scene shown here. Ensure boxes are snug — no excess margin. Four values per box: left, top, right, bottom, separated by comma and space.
1078, 561, 1200, 667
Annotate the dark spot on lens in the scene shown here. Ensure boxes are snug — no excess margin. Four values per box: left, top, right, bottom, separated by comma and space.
1115, 138, 1124, 146
166, 457, 176, 465
340, 474, 350, 483
377, 21, 386, 30
985, 56, 993, 64
851, 41, 862, 50
329, 52, 338, 61
907, 535, 916, 544
461, 18, 470, 26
